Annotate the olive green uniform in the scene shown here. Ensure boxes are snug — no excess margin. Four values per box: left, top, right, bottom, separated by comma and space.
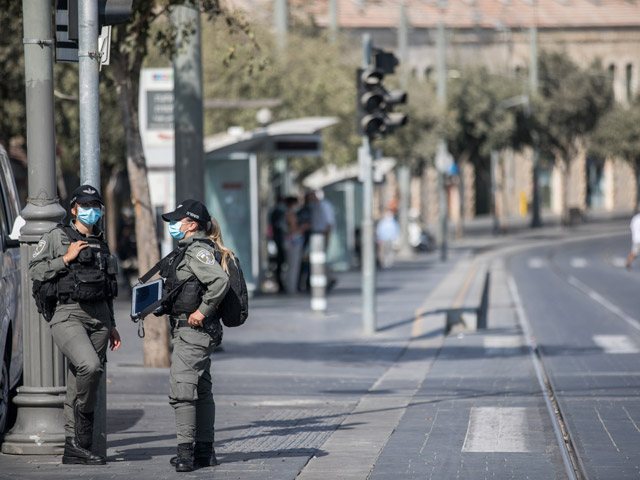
169, 232, 229, 445
28, 223, 114, 438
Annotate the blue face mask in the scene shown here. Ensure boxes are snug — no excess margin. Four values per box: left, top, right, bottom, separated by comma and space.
77, 206, 101, 226
169, 221, 187, 240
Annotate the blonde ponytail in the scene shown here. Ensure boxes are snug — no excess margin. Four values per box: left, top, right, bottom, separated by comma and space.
206, 216, 235, 274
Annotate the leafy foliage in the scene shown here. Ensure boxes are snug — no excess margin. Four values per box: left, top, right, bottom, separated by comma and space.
198, 22, 361, 176
375, 75, 440, 168
534, 51, 614, 163
446, 66, 525, 164
589, 101, 640, 165
0, 0, 26, 150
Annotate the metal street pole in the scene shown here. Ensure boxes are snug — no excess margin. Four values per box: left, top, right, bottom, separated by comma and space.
78, 0, 101, 187
436, 21, 449, 261
396, 1, 413, 260
78, 0, 109, 456
2, 0, 67, 455
361, 33, 376, 335
529, 25, 542, 228
172, 5, 205, 203
491, 149, 500, 234
329, 0, 338, 43
274, 0, 288, 51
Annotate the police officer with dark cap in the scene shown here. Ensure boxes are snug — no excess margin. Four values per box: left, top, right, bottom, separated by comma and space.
159, 199, 229, 472
29, 184, 121, 465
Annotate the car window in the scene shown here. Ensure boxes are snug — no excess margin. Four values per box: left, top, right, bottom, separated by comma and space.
0, 151, 20, 222
0, 181, 8, 248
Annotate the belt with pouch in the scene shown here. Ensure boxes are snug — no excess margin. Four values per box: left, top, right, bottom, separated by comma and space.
171, 316, 205, 332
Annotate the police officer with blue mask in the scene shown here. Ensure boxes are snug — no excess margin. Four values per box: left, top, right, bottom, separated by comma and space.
159, 199, 229, 472
29, 184, 121, 465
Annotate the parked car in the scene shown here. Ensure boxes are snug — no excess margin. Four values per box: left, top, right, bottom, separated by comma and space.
0, 145, 22, 433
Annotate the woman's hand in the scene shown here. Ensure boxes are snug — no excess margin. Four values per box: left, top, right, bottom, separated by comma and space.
188, 309, 205, 327
63, 240, 88, 264
109, 326, 121, 351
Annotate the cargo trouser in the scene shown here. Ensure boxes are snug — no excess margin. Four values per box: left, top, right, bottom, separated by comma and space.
169, 319, 216, 444
49, 302, 111, 438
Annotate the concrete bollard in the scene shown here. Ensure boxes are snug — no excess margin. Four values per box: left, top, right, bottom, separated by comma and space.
310, 233, 327, 312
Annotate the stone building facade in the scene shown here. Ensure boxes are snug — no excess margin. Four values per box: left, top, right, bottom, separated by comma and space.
235, 0, 640, 219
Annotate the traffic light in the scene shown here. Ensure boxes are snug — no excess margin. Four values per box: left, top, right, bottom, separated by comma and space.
55, 0, 132, 63
356, 51, 408, 140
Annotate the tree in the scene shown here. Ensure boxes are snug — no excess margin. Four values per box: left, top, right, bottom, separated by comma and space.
0, 0, 26, 152
446, 66, 525, 215
376, 76, 440, 169
534, 51, 614, 224
110, 1, 254, 367
589, 101, 640, 206
199, 23, 361, 177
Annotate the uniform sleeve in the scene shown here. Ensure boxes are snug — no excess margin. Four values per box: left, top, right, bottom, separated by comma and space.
28, 229, 68, 283
185, 245, 230, 317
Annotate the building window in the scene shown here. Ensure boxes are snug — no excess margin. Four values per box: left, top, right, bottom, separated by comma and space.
425, 66, 433, 81
626, 63, 633, 102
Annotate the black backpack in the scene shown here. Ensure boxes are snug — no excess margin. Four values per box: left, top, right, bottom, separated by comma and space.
213, 249, 249, 327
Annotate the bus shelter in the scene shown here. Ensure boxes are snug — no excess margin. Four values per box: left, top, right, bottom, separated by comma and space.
204, 117, 338, 293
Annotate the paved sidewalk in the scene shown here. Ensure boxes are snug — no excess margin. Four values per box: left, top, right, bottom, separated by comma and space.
0, 248, 462, 479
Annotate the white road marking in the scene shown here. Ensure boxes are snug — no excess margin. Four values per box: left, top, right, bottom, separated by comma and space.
611, 256, 627, 268
593, 335, 639, 354
527, 257, 546, 269
568, 275, 640, 331
483, 336, 523, 355
462, 407, 529, 452
595, 407, 620, 452
570, 257, 589, 268
483, 336, 522, 349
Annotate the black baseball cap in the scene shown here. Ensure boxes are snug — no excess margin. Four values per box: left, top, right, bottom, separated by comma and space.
70, 185, 103, 206
162, 199, 210, 223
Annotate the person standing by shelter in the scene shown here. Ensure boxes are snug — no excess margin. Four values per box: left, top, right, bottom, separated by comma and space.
284, 196, 305, 294
310, 190, 336, 289
269, 196, 287, 292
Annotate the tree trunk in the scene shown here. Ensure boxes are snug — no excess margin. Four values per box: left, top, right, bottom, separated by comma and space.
113, 57, 170, 368
105, 171, 118, 251
560, 159, 570, 226
635, 158, 640, 209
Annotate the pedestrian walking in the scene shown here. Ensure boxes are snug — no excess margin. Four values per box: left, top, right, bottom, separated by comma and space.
376, 210, 400, 268
160, 199, 230, 472
29, 185, 121, 466
626, 205, 640, 269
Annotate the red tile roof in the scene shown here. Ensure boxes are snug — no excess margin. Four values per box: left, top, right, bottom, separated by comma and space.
233, 0, 640, 29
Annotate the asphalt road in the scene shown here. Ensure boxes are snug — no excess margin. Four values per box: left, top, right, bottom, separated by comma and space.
509, 232, 640, 479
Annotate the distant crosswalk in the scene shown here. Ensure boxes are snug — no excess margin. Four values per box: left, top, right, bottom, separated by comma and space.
593, 335, 639, 354
526, 256, 630, 269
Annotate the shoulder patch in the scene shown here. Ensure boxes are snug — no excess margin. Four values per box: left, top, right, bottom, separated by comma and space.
33, 239, 46, 258
196, 249, 216, 265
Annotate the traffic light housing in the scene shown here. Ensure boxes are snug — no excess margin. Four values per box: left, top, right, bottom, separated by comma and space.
55, 0, 132, 63
356, 51, 408, 140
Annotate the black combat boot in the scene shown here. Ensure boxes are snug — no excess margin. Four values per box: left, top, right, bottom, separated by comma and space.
194, 441, 219, 467
74, 401, 94, 450
61, 437, 106, 465
175, 443, 194, 472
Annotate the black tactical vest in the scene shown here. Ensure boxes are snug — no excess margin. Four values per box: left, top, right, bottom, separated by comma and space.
56, 225, 118, 303
160, 238, 216, 316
